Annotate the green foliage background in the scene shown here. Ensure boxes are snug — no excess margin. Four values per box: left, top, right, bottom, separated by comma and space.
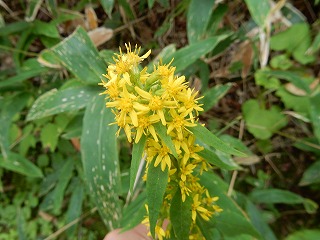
0, 0, 320, 239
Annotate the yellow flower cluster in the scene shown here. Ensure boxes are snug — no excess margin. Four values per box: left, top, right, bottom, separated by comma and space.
100, 43, 222, 239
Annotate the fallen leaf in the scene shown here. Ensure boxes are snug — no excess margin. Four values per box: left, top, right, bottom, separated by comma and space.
88, 27, 113, 47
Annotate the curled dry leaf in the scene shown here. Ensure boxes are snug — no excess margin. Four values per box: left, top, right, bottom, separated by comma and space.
234, 155, 260, 165
85, 6, 98, 30
88, 27, 114, 47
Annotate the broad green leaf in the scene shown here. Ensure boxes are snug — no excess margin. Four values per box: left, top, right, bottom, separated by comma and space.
170, 190, 192, 240
198, 148, 240, 170
250, 188, 318, 213
276, 86, 309, 115
27, 86, 98, 121
40, 123, 59, 152
200, 83, 232, 112
81, 95, 121, 230
52, 159, 74, 214
246, 200, 277, 240
187, 0, 216, 44
244, 0, 270, 27
146, 160, 169, 237
197, 216, 221, 240
0, 152, 43, 178
309, 92, 320, 142
207, 4, 228, 35
285, 229, 320, 240
154, 122, 178, 158
299, 160, 320, 186
242, 99, 288, 140
100, 0, 115, 17
163, 35, 229, 72
270, 54, 293, 70
51, 27, 106, 84
199, 172, 261, 238
149, 44, 176, 68
255, 69, 280, 90
270, 23, 315, 64
130, 134, 147, 192
66, 180, 84, 235
0, 93, 30, 158
188, 124, 245, 156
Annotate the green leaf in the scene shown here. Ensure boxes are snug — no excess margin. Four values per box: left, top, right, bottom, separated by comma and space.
0, 93, 30, 158
308, 31, 320, 54
200, 83, 232, 112
285, 229, 320, 240
0, 63, 48, 88
250, 188, 318, 213
170, 190, 192, 240
188, 124, 245, 156
261, 69, 311, 94
197, 148, 240, 170
299, 160, 320, 186
309, 92, 320, 142
276, 86, 309, 115
242, 99, 288, 140
32, 20, 60, 38
0, 152, 43, 178
270, 23, 315, 64
130, 134, 147, 192
25, 0, 42, 22
146, 160, 169, 237
148, 0, 156, 8
121, 191, 147, 231
51, 27, 106, 84
40, 123, 59, 152
244, 0, 270, 27
163, 35, 230, 72
270, 54, 293, 70
100, 0, 115, 17
199, 172, 261, 238
187, 0, 216, 44
27, 86, 98, 121
154, 122, 178, 158
52, 159, 74, 214
197, 216, 221, 240
81, 95, 121, 230
0, 21, 32, 36
66, 180, 84, 235
246, 200, 277, 240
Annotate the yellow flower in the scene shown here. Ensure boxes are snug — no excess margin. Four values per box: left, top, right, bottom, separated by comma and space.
135, 114, 160, 143
167, 109, 196, 140
180, 163, 196, 182
192, 194, 212, 222
179, 180, 191, 202
134, 86, 176, 125
147, 139, 172, 171
113, 43, 151, 75
178, 88, 204, 120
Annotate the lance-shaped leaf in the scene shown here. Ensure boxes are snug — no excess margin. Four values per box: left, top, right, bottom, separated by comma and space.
146, 160, 169, 238
51, 26, 106, 84
163, 34, 230, 73
198, 148, 240, 170
81, 95, 121, 230
0, 152, 43, 178
130, 134, 147, 193
0, 93, 30, 158
170, 190, 192, 240
27, 86, 98, 121
188, 124, 246, 156
154, 122, 178, 158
